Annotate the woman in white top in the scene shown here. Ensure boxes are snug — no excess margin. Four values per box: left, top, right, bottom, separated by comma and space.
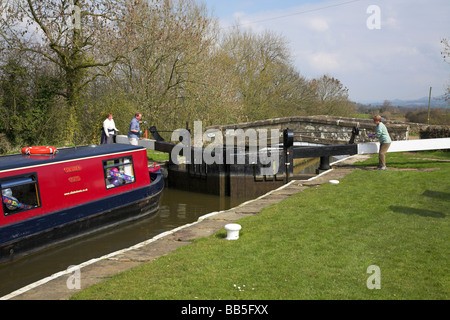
101, 113, 119, 144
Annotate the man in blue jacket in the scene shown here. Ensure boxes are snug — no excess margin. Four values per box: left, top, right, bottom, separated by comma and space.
369, 115, 392, 170
128, 112, 142, 145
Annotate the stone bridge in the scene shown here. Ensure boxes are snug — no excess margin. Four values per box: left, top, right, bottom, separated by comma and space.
207, 115, 410, 146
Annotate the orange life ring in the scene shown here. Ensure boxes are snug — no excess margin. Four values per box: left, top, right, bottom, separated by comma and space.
21, 146, 57, 155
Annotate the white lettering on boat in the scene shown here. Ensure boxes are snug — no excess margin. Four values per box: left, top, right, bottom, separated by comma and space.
64, 189, 88, 196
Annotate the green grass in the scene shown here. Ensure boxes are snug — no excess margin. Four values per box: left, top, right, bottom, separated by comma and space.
72, 151, 449, 300
349, 113, 371, 119
147, 150, 169, 162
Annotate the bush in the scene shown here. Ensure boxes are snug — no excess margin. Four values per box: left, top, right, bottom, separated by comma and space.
0, 133, 11, 155
405, 108, 450, 125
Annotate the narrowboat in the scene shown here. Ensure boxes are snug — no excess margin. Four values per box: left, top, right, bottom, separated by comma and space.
0, 143, 164, 264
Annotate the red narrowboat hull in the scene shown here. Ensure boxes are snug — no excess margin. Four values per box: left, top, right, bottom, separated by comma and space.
0, 144, 164, 264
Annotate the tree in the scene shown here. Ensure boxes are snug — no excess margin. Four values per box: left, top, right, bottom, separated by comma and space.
218, 28, 313, 121
310, 75, 354, 116
0, 0, 127, 142
0, 52, 65, 146
0, 56, 30, 144
106, 0, 244, 130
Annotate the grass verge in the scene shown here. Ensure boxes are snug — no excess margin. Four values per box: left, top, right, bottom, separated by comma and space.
147, 150, 169, 162
71, 151, 449, 300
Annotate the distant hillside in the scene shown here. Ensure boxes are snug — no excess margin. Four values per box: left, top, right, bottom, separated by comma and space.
358, 96, 448, 108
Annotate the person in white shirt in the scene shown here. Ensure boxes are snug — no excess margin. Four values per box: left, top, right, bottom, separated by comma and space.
101, 113, 119, 144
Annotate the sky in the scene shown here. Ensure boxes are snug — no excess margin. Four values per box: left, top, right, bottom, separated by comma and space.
202, 0, 450, 103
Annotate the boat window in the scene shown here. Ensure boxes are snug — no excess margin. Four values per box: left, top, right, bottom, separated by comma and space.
0, 173, 41, 216
103, 156, 135, 189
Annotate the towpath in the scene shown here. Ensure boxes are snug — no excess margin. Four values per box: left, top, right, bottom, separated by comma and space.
3, 154, 370, 300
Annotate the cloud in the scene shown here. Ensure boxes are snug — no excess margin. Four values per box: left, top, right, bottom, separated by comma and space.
307, 52, 340, 72
219, 0, 450, 102
306, 17, 330, 32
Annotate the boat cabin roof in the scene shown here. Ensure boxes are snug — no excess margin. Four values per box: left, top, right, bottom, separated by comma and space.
0, 144, 145, 172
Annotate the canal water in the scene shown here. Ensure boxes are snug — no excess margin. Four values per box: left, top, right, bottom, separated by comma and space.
0, 156, 326, 297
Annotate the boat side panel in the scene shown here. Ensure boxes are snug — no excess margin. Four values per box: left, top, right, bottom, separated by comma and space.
0, 175, 163, 263
0, 149, 151, 227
